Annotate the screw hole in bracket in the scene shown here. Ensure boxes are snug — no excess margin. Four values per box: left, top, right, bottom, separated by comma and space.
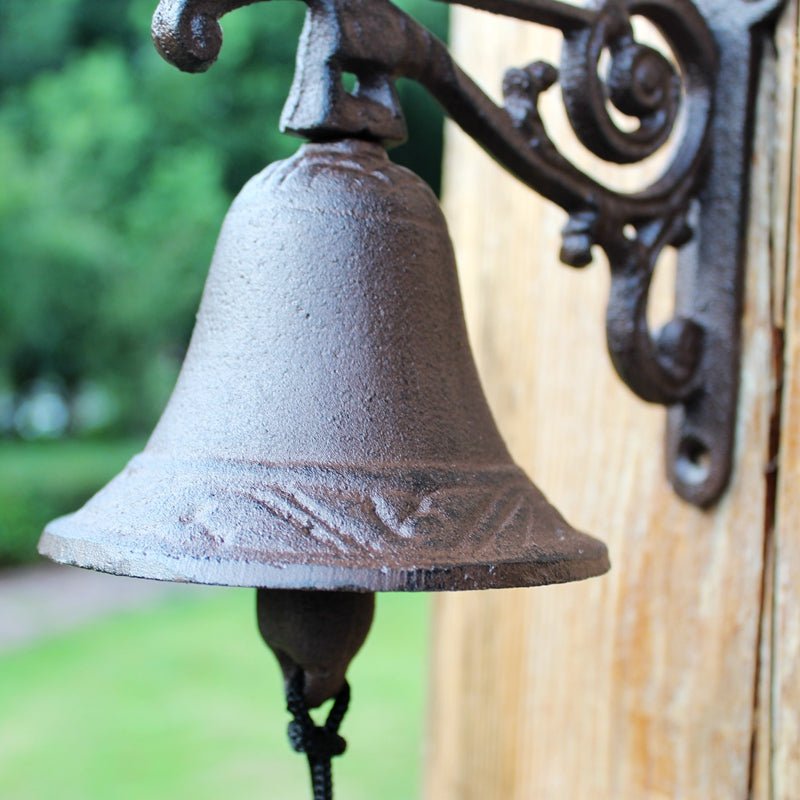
667, 395, 734, 509
676, 435, 711, 486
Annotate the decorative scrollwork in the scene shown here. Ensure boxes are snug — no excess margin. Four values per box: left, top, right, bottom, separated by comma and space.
150, 0, 787, 504
560, 7, 682, 164
151, 0, 715, 406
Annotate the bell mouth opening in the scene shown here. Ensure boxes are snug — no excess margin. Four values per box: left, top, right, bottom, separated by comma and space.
39, 528, 609, 592
39, 453, 609, 592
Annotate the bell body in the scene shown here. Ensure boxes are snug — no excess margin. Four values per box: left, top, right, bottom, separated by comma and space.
40, 139, 609, 591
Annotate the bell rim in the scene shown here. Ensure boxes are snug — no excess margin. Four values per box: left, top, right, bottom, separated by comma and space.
39, 453, 610, 592
38, 527, 609, 592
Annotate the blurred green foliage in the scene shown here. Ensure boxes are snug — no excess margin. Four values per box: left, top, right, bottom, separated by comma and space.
0, 0, 448, 434
0, 439, 143, 564
0, 13, 436, 792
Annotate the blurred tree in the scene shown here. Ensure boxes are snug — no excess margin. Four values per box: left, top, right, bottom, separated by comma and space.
0, 0, 448, 435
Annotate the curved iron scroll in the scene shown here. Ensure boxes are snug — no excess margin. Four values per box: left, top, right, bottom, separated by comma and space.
152, 0, 786, 506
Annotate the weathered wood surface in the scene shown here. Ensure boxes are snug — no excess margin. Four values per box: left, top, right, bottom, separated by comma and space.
770, 5, 800, 798
425, 5, 797, 798
752, 6, 799, 799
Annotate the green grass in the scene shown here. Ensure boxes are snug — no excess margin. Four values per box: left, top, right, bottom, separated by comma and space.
0, 438, 430, 796
0, 588, 429, 799
0, 438, 144, 565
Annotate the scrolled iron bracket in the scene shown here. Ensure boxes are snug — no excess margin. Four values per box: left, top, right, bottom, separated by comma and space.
152, 0, 787, 507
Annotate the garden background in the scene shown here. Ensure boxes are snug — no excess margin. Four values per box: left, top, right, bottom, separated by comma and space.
0, 1, 447, 796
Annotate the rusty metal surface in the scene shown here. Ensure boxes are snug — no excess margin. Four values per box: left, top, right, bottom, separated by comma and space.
664, 1, 784, 505
40, 140, 609, 591
257, 589, 374, 707
149, 0, 785, 506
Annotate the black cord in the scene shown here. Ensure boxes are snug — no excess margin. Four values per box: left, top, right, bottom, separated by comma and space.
286, 669, 351, 800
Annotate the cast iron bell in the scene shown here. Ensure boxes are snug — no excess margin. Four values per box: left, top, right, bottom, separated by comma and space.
39, 134, 609, 795
39, 138, 608, 593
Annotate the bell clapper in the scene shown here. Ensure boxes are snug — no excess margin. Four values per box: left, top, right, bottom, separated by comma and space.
257, 589, 375, 798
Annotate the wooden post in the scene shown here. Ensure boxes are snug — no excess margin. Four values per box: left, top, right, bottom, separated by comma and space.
425, 4, 799, 798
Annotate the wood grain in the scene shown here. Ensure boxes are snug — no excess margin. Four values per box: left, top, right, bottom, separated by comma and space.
771, 5, 800, 798
424, 5, 795, 797
752, 5, 799, 798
